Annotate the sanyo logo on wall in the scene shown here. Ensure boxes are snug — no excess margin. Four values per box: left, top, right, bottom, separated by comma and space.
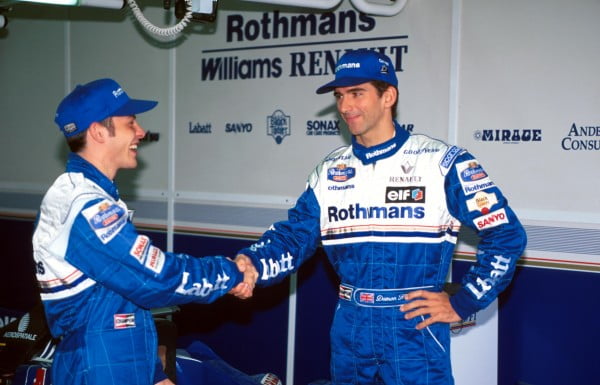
187, 122, 253, 134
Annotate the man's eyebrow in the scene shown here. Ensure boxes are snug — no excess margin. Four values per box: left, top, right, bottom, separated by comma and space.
348, 86, 366, 92
334, 86, 367, 96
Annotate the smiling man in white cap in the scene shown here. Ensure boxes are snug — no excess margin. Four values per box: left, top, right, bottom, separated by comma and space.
33, 78, 256, 385
236, 49, 526, 384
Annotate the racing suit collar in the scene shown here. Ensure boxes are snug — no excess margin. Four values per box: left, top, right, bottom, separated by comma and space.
351, 121, 410, 165
66, 153, 120, 200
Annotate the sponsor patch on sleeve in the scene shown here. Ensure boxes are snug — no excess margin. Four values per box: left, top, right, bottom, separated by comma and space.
144, 246, 165, 274
466, 191, 498, 214
82, 200, 128, 244
129, 235, 150, 264
473, 208, 509, 230
455, 160, 495, 195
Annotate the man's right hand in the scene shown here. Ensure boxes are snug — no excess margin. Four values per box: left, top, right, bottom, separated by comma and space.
229, 254, 258, 299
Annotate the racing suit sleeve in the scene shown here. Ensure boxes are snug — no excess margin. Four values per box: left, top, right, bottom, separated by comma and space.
444, 152, 527, 320
153, 359, 168, 384
238, 186, 322, 286
64, 198, 243, 309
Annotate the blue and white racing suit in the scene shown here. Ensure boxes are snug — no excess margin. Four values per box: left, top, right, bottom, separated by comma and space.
239, 123, 527, 385
32, 153, 243, 385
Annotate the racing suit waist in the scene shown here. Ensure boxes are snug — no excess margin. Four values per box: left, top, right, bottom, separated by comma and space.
339, 283, 435, 307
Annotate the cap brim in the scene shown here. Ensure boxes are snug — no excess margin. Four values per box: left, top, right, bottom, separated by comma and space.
112, 99, 158, 116
315, 77, 377, 94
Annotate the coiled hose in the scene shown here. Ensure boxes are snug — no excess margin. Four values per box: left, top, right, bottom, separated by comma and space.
127, 0, 192, 38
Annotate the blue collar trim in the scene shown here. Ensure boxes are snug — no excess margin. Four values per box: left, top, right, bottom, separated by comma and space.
66, 153, 120, 200
352, 122, 410, 164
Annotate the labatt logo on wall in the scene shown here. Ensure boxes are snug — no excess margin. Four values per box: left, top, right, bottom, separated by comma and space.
200, 9, 408, 82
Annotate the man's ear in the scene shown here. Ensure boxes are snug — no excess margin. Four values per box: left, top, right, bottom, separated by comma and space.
383, 86, 398, 108
87, 122, 107, 144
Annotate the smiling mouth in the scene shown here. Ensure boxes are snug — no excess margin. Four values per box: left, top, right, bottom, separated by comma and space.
343, 112, 360, 121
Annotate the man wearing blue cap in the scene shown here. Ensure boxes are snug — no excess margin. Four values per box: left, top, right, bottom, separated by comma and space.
32, 78, 256, 385
237, 49, 527, 384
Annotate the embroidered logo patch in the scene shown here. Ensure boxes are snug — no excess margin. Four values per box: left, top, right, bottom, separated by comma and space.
114, 313, 136, 329
130, 235, 150, 264
82, 200, 128, 244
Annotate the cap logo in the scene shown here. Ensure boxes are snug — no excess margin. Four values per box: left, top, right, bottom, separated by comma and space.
379, 58, 391, 74
63, 123, 77, 133
112, 88, 124, 98
315, 49, 398, 94
336, 62, 361, 73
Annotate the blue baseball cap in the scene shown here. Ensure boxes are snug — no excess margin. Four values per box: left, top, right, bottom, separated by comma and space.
55, 78, 158, 137
316, 49, 398, 94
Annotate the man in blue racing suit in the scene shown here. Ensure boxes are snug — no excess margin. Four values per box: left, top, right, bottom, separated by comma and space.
237, 50, 527, 384
32, 78, 255, 385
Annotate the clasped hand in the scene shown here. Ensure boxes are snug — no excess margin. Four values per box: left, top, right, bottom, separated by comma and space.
228, 254, 258, 299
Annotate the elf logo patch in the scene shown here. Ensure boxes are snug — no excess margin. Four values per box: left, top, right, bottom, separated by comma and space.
385, 186, 425, 203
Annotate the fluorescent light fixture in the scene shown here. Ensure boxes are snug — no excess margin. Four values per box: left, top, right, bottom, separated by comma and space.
7, 0, 124, 8
17, 0, 77, 5
79, 0, 124, 8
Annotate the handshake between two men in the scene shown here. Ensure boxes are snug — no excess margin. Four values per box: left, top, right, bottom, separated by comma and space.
228, 254, 259, 299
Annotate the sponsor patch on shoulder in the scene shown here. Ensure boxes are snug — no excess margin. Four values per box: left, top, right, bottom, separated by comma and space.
473, 208, 509, 230
455, 160, 495, 195
82, 200, 128, 244
440, 145, 463, 172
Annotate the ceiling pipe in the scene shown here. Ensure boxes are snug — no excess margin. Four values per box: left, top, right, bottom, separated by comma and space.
350, 0, 408, 16
240, 0, 407, 16
239, 0, 342, 11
